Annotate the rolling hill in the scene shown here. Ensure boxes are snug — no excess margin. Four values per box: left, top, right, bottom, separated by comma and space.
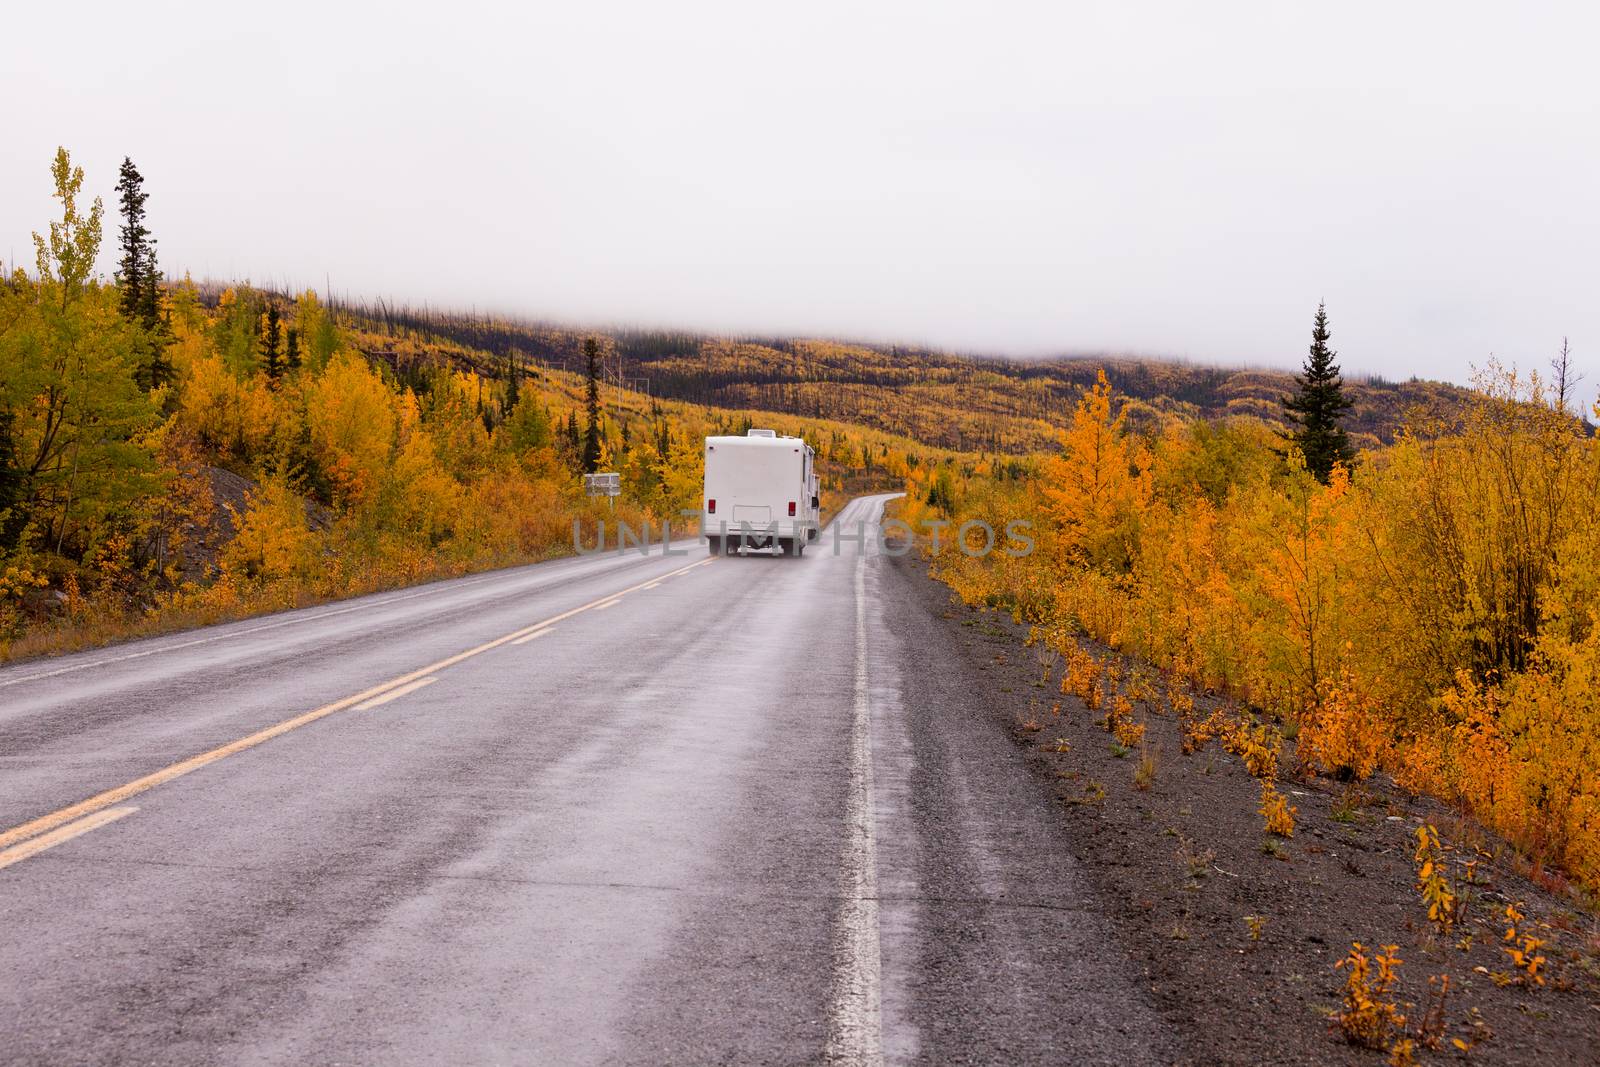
337, 301, 1484, 454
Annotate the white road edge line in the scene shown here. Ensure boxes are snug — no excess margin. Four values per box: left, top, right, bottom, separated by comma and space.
0, 806, 139, 872
354, 676, 438, 710
825, 552, 884, 1065
510, 627, 555, 645
0, 580, 482, 691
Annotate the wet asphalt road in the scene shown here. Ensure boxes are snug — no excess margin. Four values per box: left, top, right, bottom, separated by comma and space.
0, 495, 1171, 1065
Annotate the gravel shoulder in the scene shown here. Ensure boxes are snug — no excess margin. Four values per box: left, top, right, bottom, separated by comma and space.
886, 551, 1600, 1066
875, 546, 1176, 1065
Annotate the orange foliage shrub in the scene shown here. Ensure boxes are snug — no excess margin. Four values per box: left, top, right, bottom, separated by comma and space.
1113, 717, 1146, 749
1427, 634, 1600, 886
218, 476, 322, 588
1259, 781, 1297, 837
1334, 943, 1407, 1053
928, 364, 1600, 892
1223, 718, 1282, 779
1180, 707, 1231, 756
1297, 668, 1388, 781
1501, 902, 1547, 986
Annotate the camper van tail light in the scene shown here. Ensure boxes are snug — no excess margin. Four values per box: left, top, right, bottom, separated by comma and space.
707, 499, 716, 514
788, 501, 797, 516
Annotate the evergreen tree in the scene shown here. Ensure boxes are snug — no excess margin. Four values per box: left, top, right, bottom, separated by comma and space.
504, 354, 520, 416
925, 466, 956, 514
138, 329, 176, 393
581, 337, 603, 473
285, 327, 301, 371
655, 419, 671, 459
114, 157, 174, 390
565, 409, 581, 457
260, 304, 284, 383
114, 157, 154, 325
1282, 303, 1355, 482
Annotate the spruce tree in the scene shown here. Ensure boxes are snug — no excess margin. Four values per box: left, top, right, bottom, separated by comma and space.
114, 157, 174, 389
1282, 302, 1355, 482
285, 327, 301, 371
139, 332, 176, 393
504, 354, 521, 417
260, 304, 284, 383
925, 467, 956, 514
581, 337, 603, 473
565, 410, 581, 457
114, 157, 153, 325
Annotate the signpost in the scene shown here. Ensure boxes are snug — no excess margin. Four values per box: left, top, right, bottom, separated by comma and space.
583, 472, 621, 510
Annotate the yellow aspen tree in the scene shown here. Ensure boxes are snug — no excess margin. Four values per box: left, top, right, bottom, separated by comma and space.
1040, 370, 1150, 572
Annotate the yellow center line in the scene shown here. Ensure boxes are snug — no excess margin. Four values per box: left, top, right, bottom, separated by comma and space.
0, 556, 714, 857
510, 627, 555, 645
0, 807, 139, 871
354, 676, 437, 710
593, 599, 621, 611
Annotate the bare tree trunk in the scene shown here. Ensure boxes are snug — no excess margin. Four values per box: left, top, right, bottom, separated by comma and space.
1551, 336, 1581, 414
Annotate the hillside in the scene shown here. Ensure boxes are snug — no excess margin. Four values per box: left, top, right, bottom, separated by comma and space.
0, 270, 933, 661
340, 303, 1483, 453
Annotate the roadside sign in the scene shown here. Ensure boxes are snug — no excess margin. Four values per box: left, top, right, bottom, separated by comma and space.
584, 472, 621, 497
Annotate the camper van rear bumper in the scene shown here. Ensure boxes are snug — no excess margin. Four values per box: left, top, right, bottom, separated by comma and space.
702, 519, 818, 542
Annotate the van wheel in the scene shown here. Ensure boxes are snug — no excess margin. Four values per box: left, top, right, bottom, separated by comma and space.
707, 536, 722, 555
724, 537, 738, 556
781, 538, 798, 557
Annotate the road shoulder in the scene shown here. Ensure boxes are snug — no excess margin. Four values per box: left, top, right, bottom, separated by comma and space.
886, 551, 1600, 1066
873, 549, 1176, 1065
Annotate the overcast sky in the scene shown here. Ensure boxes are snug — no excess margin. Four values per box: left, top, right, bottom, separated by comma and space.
4, 2, 1596, 392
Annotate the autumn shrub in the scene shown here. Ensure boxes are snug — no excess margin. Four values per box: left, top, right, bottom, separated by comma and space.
1053, 569, 1136, 650
1297, 668, 1387, 781
1180, 706, 1231, 756
1258, 781, 1296, 837
1113, 716, 1146, 749
1060, 644, 1102, 703
1501, 902, 1547, 987
1222, 716, 1282, 779
1413, 824, 1461, 933
1427, 633, 1600, 888
218, 476, 323, 589
1333, 943, 1407, 1052
926, 364, 1600, 893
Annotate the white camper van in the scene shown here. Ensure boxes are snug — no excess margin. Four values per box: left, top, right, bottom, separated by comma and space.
703, 429, 820, 556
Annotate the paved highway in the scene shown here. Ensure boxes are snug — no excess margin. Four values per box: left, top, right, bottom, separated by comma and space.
0, 495, 1171, 1065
